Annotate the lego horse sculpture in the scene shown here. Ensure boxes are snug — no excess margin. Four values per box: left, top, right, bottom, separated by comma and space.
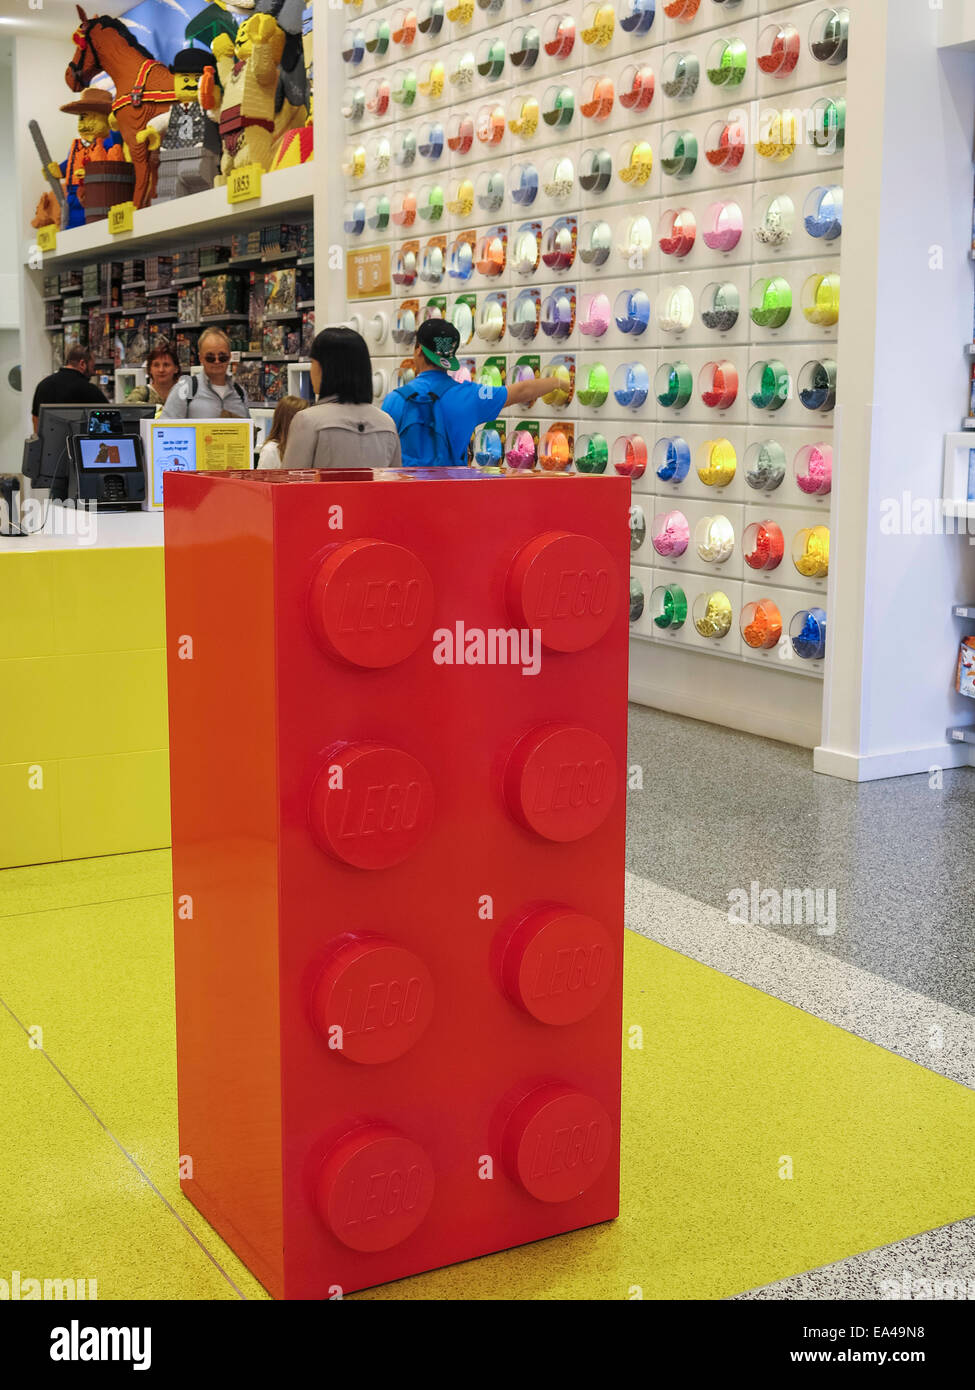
65, 7, 174, 208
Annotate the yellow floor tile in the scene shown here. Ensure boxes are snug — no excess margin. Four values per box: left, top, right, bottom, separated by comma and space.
0, 1004, 257, 1299
0, 880, 266, 1300
2, 866, 973, 1301
0, 848, 171, 918
355, 936, 975, 1299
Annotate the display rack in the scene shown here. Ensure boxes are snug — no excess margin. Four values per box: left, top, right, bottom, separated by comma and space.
334, 0, 846, 681
33, 216, 315, 406
28, 164, 313, 264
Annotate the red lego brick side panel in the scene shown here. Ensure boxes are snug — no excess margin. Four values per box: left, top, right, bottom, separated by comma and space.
267, 472, 631, 1297
165, 468, 631, 1299
163, 475, 286, 1296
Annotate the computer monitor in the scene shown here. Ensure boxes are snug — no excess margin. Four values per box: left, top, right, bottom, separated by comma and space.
28, 404, 156, 496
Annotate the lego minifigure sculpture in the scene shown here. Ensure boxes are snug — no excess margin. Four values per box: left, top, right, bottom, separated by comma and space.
45, 87, 124, 229
203, 12, 306, 184
140, 48, 221, 201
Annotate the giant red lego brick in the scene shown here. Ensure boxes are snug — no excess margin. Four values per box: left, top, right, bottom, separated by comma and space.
163, 466, 630, 1298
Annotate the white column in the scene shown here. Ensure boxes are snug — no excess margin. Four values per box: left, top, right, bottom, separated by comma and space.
817, 0, 975, 779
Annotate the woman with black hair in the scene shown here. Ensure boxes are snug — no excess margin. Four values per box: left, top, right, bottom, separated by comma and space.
284, 326, 401, 470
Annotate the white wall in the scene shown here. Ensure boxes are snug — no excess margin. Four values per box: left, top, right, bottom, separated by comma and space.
312, 3, 346, 325
0, 57, 18, 329
0, 55, 24, 469
12, 35, 83, 444
818, 0, 975, 778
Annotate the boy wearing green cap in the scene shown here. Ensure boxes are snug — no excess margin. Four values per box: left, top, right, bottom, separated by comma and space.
382, 319, 564, 468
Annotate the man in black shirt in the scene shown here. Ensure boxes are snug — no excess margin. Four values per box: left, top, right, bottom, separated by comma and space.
31, 345, 107, 430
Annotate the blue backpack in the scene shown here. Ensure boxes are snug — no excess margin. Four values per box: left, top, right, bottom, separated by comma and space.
394, 375, 461, 468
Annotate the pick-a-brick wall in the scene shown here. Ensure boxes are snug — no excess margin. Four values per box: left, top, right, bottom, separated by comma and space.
338, 0, 845, 676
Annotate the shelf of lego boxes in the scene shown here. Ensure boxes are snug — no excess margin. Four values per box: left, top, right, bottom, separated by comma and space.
336, 0, 846, 676
40, 220, 316, 408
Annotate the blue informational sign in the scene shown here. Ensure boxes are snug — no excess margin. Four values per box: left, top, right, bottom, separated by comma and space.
152, 426, 197, 506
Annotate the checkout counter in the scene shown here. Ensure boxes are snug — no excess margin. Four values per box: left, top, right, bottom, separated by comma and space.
0, 410, 253, 868
0, 510, 168, 869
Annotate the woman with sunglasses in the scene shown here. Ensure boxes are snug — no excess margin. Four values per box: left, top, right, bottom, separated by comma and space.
159, 328, 249, 420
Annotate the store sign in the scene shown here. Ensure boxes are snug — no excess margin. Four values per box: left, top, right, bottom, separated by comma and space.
108, 202, 135, 235
347, 245, 392, 300
227, 165, 262, 205
36, 225, 57, 253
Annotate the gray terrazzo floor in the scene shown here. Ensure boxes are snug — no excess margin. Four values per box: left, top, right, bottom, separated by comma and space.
735, 1216, 975, 1301
625, 705, 975, 1015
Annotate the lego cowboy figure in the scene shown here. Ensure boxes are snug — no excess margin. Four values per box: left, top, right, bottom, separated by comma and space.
47, 88, 124, 230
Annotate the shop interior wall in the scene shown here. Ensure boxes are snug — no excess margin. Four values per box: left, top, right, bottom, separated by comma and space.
1, 51, 23, 469
818, 0, 975, 778
13, 35, 81, 443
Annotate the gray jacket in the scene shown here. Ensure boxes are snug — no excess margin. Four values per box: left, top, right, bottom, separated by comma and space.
159, 373, 249, 420
283, 398, 402, 470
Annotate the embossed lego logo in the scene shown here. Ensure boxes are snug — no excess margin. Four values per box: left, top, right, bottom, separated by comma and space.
336, 975, 427, 1039
525, 943, 607, 1003
337, 779, 426, 839
524, 755, 611, 814
530, 567, 611, 621
313, 937, 435, 1064
432, 621, 541, 675
529, 1119, 604, 1181
335, 576, 426, 634
336, 1163, 429, 1232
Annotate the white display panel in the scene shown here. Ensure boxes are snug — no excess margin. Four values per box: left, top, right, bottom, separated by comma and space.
335, 0, 846, 678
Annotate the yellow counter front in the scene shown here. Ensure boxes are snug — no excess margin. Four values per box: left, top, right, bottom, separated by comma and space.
0, 513, 169, 869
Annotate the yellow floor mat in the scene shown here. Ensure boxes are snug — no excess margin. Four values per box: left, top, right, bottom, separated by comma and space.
0, 853, 973, 1300
0, 1006, 256, 1299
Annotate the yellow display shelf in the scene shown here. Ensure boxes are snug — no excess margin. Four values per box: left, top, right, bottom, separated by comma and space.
0, 543, 170, 869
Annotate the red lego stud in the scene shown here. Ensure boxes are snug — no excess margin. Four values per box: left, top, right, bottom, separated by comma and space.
506, 530, 620, 652
501, 906, 614, 1025
312, 933, 435, 1063
504, 723, 617, 841
308, 538, 435, 667
502, 1083, 613, 1203
309, 742, 435, 869
316, 1123, 436, 1251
